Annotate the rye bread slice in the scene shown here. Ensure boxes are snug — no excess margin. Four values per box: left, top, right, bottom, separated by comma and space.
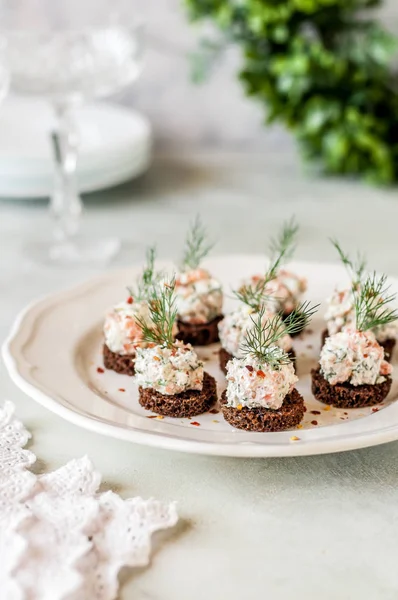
218, 347, 296, 375
139, 371, 217, 418
220, 387, 304, 432
321, 329, 396, 362
176, 315, 223, 346
311, 367, 392, 408
103, 344, 135, 376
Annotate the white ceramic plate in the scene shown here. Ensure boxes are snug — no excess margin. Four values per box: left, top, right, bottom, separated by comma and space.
0, 97, 152, 198
3, 255, 398, 457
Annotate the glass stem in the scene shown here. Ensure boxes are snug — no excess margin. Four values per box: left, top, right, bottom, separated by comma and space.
50, 102, 83, 242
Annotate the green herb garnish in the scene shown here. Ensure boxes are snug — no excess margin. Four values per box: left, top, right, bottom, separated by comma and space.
330, 239, 367, 285
240, 301, 318, 368
267, 217, 299, 280
233, 218, 299, 310
354, 272, 398, 332
128, 245, 162, 302
181, 215, 213, 270
233, 279, 271, 312
136, 276, 177, 348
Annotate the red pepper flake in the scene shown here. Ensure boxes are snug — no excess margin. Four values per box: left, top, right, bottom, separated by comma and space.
245, 365, 254, 372
97, 367, 104, 374
209, 409, 219, 414
303, 406, 307, 412
257, 370, 265, 379
311, 420, 318, 426
126, 296, 133, 304
372, 407, 379, 413
344, 412, 348, 415
118, 388, 125, 392
190, 421, 201, 426
147, 415, 157, 419
310, 410, 321, 415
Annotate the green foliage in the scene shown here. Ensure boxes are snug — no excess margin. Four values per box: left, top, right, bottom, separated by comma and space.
181, 215, 214, 270
354, 272, 398, 331
233, 279, 270, 311
330, 238, 367, 284
128, 245, 162, 302
240, 308, 293, 368
267, 217, 298, 278
136, 277, 178, 348
184, 0, 398, 184
233, 217, 298, 310
240, 301, 318, 367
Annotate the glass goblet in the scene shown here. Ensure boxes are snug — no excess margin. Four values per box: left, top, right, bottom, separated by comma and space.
3, 5, 143, 266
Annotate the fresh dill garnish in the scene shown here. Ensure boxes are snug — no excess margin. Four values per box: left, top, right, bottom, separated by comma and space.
181, 215, 214, 270
240, 301, 318, 368
283, 301, 320, 335
330, 239, 367, 285
127, 246, 162, 302
354, 272, 398, 332
234, 218, 298, 306
233, 279, 271, 311
135, 276, 177, 348
267, 217, 299, 280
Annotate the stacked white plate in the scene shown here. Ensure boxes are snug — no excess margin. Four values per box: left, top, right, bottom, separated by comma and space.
0, 96, 152, 198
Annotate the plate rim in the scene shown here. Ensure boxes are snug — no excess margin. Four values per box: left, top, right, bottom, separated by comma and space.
4, 255, 398, 458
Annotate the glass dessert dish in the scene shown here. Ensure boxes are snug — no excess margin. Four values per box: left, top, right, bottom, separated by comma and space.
0, 0, 143, 266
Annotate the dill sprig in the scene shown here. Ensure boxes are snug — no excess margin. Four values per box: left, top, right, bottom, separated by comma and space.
354, 272, 398, 332
233, 279, 271, 311
330, 238, 367, 285
240, 301, 318, 368
181, 215, 214, 270
234, 218, 299, 309
283, 301, 320, 335
135, 276, 177, 348
267, 217, 299, 280
127, 246, 162, 302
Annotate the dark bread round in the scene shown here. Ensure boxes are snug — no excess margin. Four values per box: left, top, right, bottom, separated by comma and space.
220, 387, 304, 432
311, 367, 392, 409
139, 371, 217, 418
103, 344, 135, 376
175, 315, 223, 346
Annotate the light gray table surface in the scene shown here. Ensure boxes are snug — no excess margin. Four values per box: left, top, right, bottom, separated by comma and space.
2, 150, 398, 600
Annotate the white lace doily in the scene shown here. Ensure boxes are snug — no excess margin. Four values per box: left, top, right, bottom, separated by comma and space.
0, 401, 178, 600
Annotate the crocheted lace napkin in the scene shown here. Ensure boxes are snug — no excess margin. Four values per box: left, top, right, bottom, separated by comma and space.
0, 401, 178, 600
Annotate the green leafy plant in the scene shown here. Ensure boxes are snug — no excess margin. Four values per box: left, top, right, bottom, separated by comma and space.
233, 218, 298, 310
184, 0, 398, 184
181, 215, 214, 270
233, 279, 271, 311
267, 217, 298, 279
136, 277, 178, 348
240, 301, 318, 367
354, 272, 398, 331
233, 218, 299, 311
128, 246, 163, 302
330, 239, 367, 285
